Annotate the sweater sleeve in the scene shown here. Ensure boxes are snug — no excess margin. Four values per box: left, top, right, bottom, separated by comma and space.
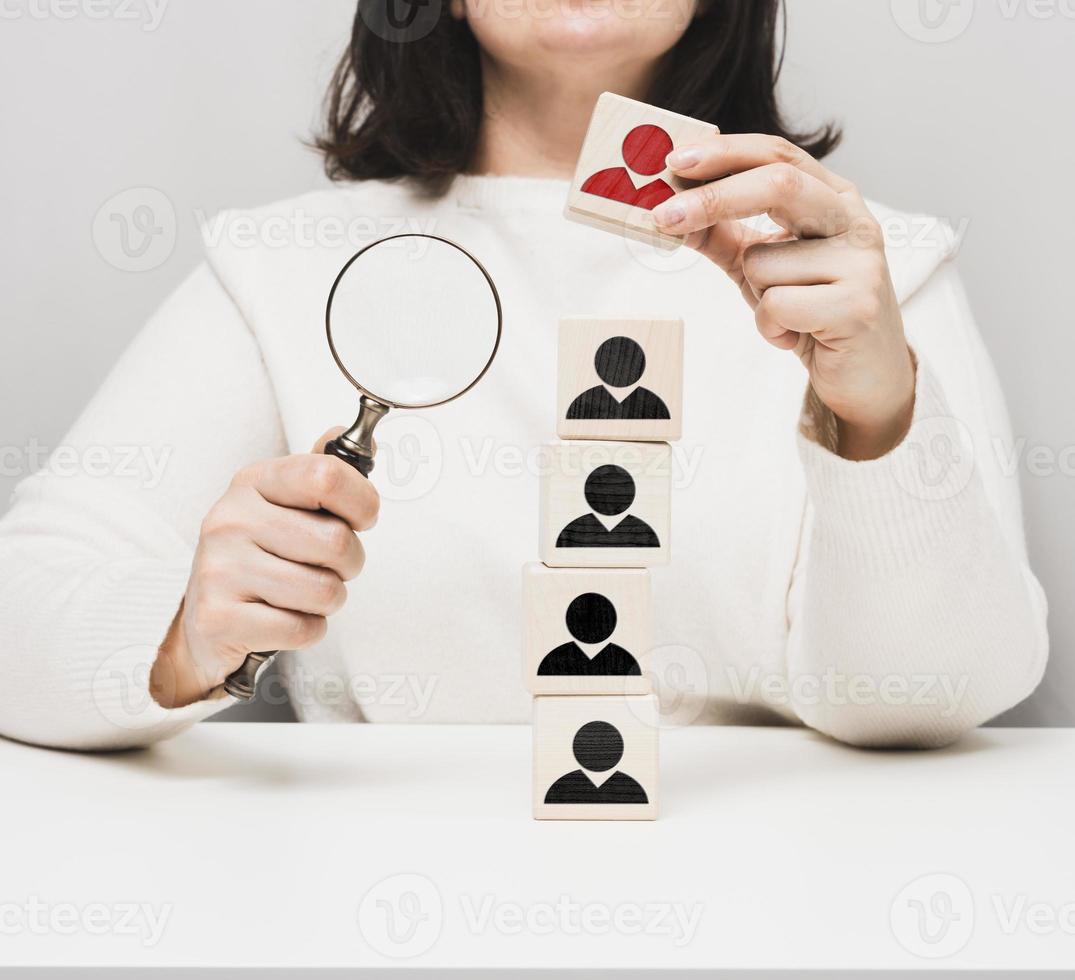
786, 261, 1049, 748
0, 264, 288, 750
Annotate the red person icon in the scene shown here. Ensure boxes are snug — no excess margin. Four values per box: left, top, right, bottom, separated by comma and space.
581, 124, 676, 210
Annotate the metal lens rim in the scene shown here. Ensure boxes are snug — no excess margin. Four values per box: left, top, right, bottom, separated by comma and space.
325, 233, 504, 410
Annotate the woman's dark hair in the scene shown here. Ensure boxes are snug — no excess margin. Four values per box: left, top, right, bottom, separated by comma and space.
317, 0, 840, 193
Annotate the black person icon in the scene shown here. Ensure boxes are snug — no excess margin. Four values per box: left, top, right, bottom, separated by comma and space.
537, 592, 641, 677
566, 336, 671, 422
544, 721, 649, 805
556, 465, 660, 549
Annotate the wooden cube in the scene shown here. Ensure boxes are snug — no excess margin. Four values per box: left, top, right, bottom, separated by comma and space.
564, 92, 718, 249
533, 695, 658, 820
539, 441, 671, 568
557, 316, 684, 443
522, 563, 652, 696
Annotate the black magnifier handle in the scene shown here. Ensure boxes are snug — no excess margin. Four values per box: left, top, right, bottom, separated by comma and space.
222, 397, 388, 702
323, 435, 375, 477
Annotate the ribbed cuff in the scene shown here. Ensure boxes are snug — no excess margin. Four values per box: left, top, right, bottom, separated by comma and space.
797, 361, 983, 575
58, 561, 231, 748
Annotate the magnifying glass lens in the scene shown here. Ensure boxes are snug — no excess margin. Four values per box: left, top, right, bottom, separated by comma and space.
327, 236, 501, 407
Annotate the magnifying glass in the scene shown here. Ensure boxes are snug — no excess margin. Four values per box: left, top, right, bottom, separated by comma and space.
223, 234, 504, 701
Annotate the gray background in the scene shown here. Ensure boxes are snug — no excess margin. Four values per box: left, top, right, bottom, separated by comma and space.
0, 0, 1070, 725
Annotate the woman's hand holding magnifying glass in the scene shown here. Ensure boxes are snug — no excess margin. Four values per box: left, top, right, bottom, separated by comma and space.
652, 134, 916, 462
149, 429, 379, 709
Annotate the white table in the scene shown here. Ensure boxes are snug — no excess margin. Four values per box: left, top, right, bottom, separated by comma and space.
1, 724, 1072, 977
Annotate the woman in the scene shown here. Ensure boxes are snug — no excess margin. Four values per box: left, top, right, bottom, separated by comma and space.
0, 0, 1047, 749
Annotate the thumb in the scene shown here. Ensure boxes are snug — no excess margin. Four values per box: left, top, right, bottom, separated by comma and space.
311, 427, 345, 454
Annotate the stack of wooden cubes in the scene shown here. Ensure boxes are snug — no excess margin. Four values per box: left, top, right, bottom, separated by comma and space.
524, 89, 709, 821
526, 315, 684, 821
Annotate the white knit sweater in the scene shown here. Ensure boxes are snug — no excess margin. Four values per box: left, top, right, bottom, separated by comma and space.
0, 176, 1048, 750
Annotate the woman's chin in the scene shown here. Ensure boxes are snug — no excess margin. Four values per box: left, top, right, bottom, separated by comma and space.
466, 0, 693, 67
528, 17, 678, 57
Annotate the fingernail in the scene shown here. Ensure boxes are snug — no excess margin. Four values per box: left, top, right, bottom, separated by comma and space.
654, 201, 686, 227
666, 148, 700, 170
